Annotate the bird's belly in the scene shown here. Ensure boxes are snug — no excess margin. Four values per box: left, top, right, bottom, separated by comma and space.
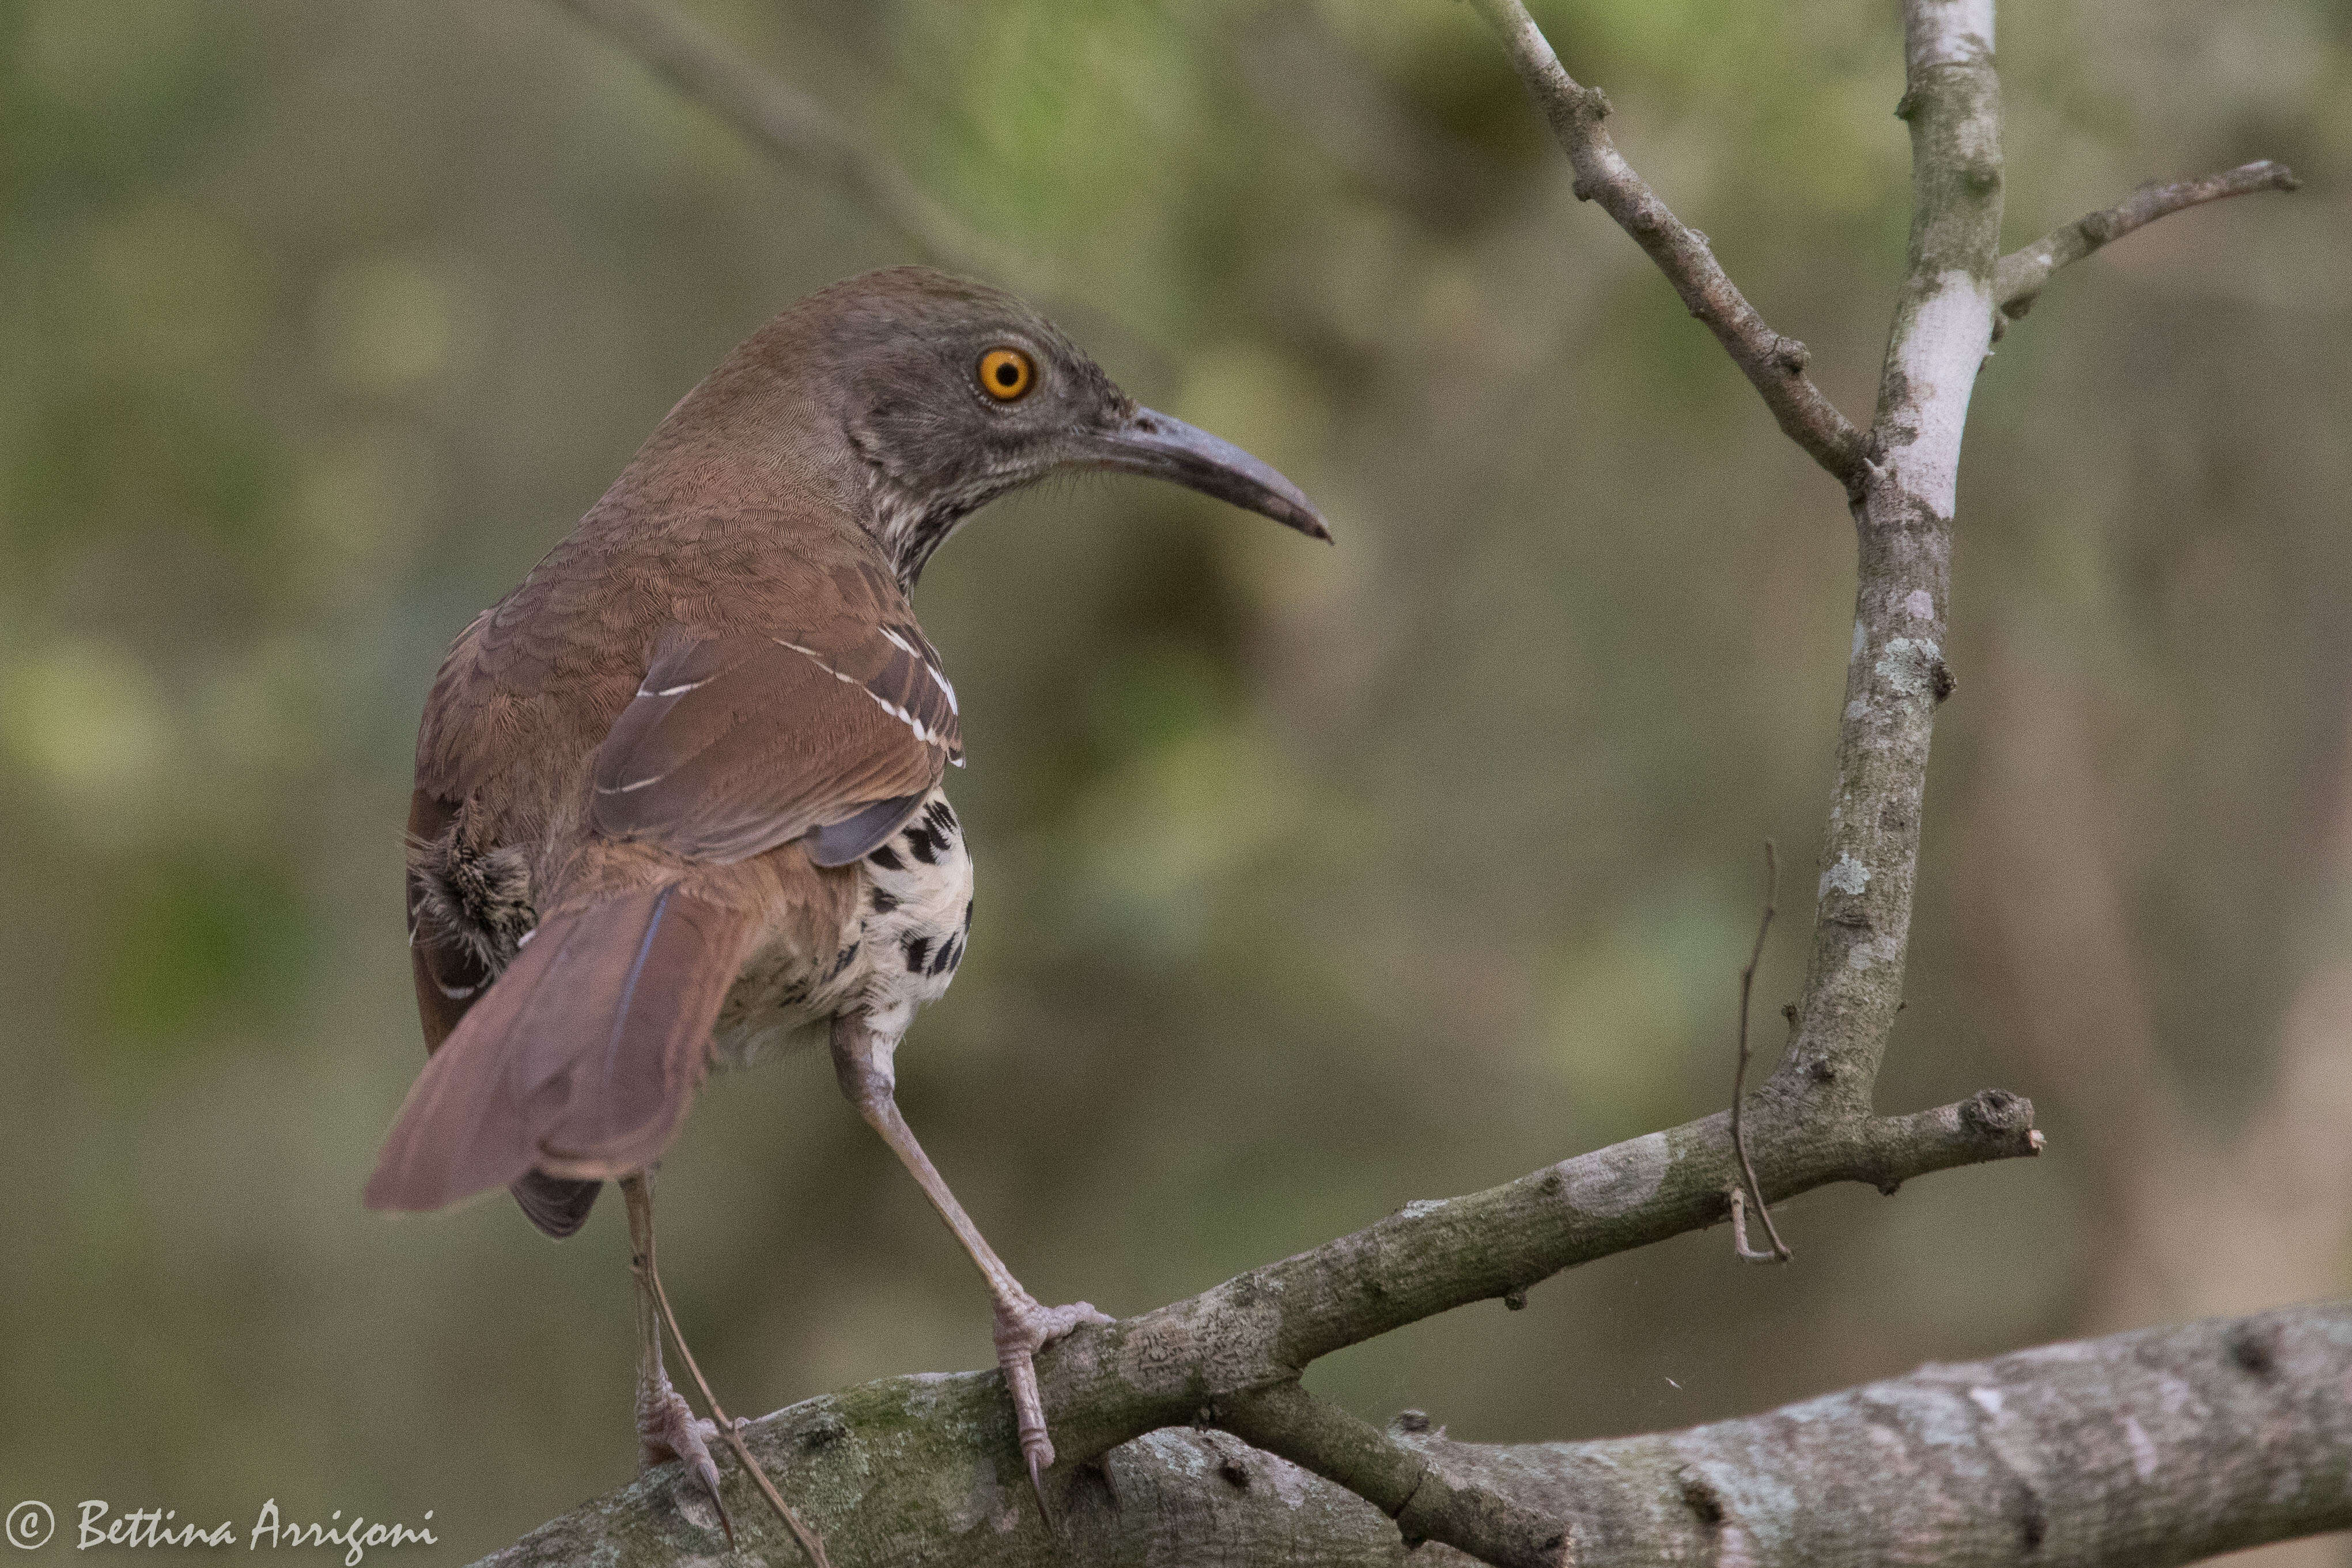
709, 790, 974, 1069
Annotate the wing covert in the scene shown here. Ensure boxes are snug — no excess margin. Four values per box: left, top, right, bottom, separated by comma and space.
590, 616, 961, 865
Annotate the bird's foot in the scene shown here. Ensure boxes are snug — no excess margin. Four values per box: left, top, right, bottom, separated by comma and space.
992, 1293, 1113, 1507
638, 1373, 738, 1547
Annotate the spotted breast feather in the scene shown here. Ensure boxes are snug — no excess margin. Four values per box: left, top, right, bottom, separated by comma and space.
712, 788, 974, 1067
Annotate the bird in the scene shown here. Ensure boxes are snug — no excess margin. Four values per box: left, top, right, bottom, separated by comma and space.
363, 266, 1329, 1542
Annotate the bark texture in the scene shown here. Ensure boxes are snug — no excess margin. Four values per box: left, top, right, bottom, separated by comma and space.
479, 1301, 2352, 1568
1764, 0, 1994, 1127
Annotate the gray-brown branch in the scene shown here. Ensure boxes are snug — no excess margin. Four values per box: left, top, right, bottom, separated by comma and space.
1216, 1382, 1570, 1568
1465, 0, 1870, 488
1995, 159, 2300, 320
471, 1084, 2038, 1567
1754, 0, 1999, 1131
482, 1299, 2352, 1567
1455, 0, 2005, 1291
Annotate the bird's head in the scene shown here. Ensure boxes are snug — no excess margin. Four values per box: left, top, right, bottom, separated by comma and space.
755, 267, 1329, 586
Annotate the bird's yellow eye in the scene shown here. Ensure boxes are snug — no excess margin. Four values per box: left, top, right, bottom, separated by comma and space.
978, 347, 1035, 402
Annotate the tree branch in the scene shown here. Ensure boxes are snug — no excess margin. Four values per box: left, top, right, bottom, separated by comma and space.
475, 1086, 2037, 1567
480, 1300, 2352, 1567
1758, 0, 1999, 1120
1465, 0, 1870, 489
1215, 1383, 1567, 1568
540, 0, 1044, 289
1455, 0, 1995, 1148
1026, 1085, 2037, 1482
1994, 159, 2300, 320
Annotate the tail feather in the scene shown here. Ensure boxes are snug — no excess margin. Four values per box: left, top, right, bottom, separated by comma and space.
509, 1171, 603, 1238
366, 883, 750, 1215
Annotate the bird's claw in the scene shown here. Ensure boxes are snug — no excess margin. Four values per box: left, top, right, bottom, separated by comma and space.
639, 1376, 736, 1547
992, 1294, 1113, 1513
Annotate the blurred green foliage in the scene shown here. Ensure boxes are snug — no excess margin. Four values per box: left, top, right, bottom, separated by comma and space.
2, 0, 2347, 1560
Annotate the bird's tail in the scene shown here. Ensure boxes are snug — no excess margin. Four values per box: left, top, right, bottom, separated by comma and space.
365, 883, 750, 1219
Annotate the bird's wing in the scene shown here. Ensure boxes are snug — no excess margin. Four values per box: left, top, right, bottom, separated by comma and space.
590, 592, 962, 866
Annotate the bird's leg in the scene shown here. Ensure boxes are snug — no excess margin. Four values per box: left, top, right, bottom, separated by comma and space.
620, 1173, 734, 1547
830, 1013, 1110, 1506
623, 1177, 833, 1566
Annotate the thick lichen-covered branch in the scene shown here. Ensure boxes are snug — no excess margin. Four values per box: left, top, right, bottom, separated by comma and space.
1464, 0, 1869, 488
473, 1086, 2037, 1568
482, 1301, 2352, 1568
1995, 159, 2300, 320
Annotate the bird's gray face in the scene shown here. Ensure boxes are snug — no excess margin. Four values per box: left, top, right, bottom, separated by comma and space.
839, 299, 1328, 588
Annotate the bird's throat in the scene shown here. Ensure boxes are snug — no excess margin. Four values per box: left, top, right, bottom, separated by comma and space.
864, 469, 1020, 591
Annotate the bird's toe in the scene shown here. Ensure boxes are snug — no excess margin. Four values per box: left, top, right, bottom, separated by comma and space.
991, 1294, 1116, 1517
637, 1377, 735, 1546
993, 1294, 1113, 1357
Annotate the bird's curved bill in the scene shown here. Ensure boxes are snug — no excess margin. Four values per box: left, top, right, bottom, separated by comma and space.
1078, 407, 1331, 541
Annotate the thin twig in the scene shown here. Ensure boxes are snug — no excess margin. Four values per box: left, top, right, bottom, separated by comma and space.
540, 0, 1042, 290
640, 1256, 834, 1568
1463, 0, 1869, 489
1994, 160, 2299, 321
1729, 841, 1790, 1263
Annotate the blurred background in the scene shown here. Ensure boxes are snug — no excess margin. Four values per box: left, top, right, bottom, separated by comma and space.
2, 0, 2347, 1560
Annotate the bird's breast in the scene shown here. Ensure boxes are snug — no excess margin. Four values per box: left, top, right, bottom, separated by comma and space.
710, 789, 974, 1068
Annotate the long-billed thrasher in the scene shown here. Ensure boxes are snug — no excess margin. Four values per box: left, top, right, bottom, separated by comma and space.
364, 267, 1329, 1538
